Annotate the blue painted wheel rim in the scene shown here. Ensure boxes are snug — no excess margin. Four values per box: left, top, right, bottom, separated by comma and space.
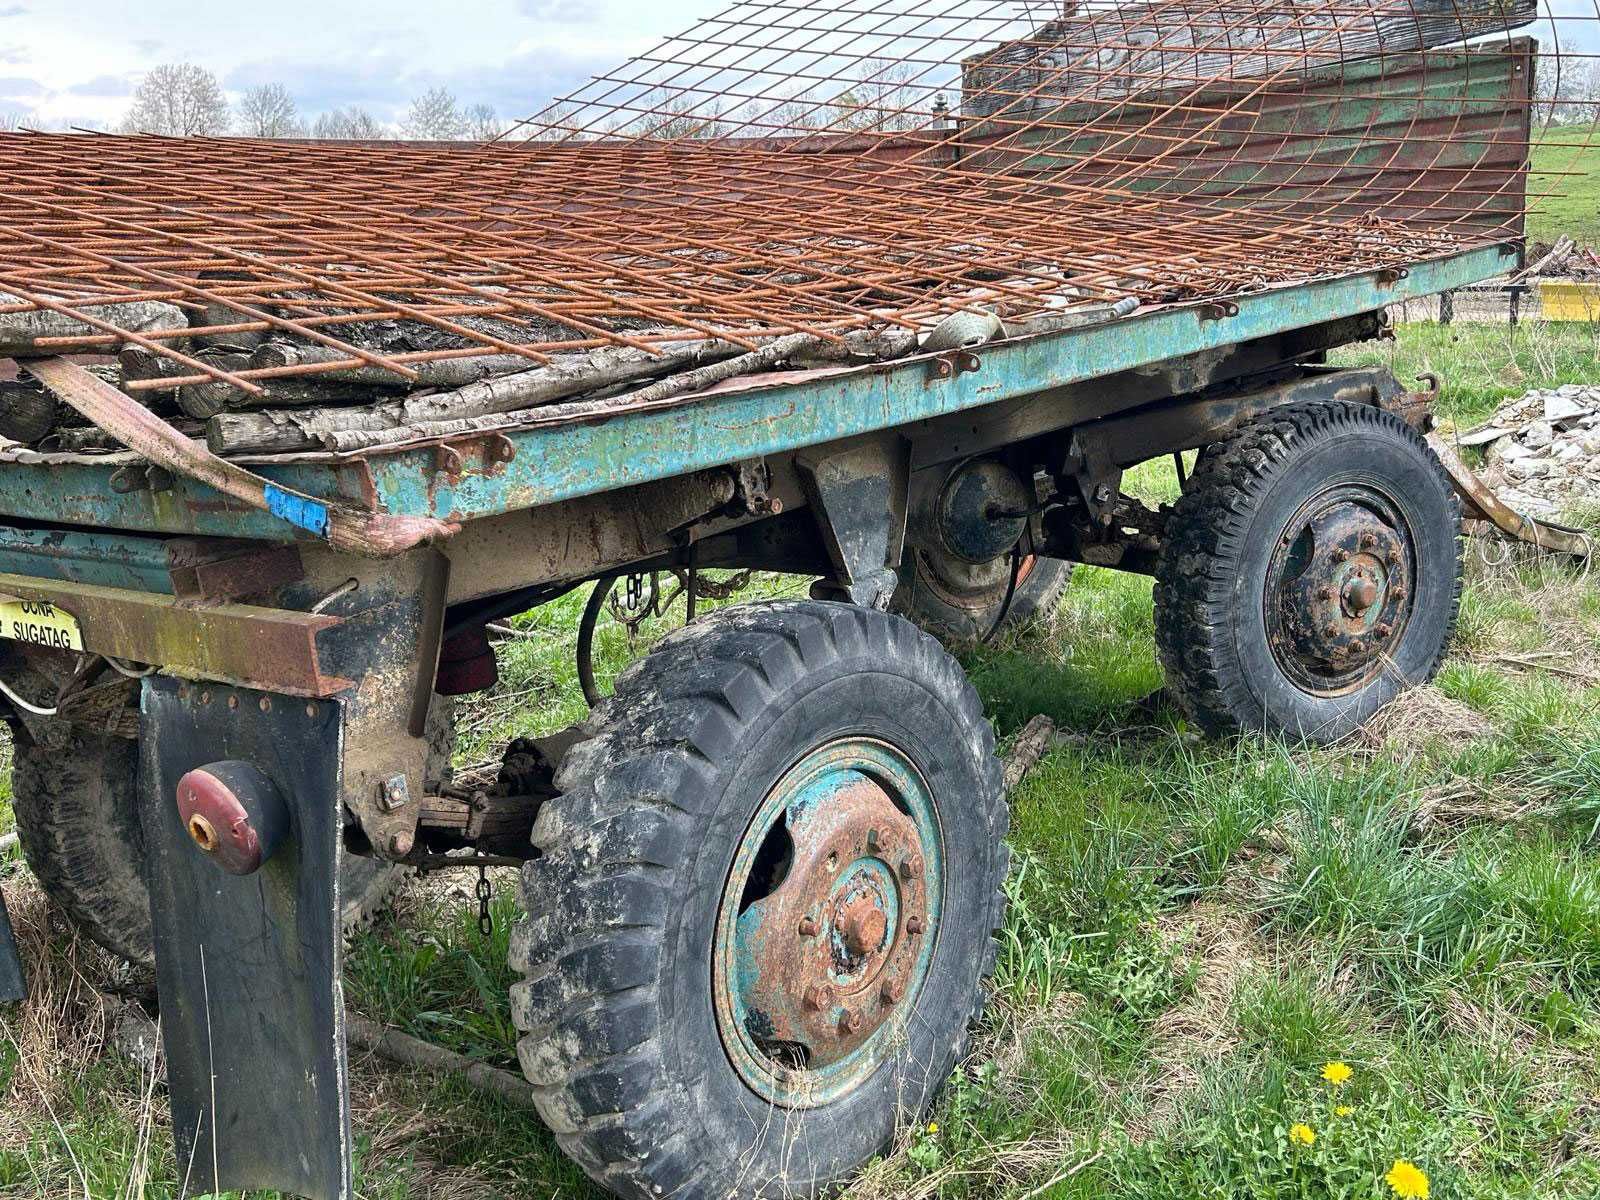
712, 737, 944, 1108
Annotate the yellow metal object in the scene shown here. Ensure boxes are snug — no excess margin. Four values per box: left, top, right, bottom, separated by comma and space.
0, 594, 83, 651
1538, 281, 1600, 323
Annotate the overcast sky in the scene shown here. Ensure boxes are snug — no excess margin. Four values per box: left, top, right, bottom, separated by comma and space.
0, 1, 1589, 131
0, 0, 697, 128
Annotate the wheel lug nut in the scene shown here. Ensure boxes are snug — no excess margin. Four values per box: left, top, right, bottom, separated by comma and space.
1375, 623, 1393, 639
1317, 585, 1334, 601
1387, 548, 1401, 565
804, 983, 835, 1012
1350, 640, 1365, 654
1359, 531, 1377, 549
881, 978, 905, 1004
1331, 548, 1349, 564
866, 828, 880, 851
840, 1009, 863, 1034
899, 853, 923, 880
1391, 585, 1408, 602
798, 916, 820, 937
906, 916, 925, 936
1323, 622, 1339, 638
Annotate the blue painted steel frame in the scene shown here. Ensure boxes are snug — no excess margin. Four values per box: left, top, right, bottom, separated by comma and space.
0, 246, 1513, 545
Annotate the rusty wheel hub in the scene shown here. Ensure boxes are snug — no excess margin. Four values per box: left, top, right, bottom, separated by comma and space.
1268, 486, 1415, 694
713, 740, 941, 1107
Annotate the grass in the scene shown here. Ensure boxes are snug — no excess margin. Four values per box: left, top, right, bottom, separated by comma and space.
1530, 122, 1600, 248
3, 320, 1599, 1198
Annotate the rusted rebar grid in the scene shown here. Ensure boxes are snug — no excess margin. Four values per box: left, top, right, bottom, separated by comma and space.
0, 0, 1594, 436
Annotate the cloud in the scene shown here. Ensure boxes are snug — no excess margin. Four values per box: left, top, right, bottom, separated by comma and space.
64, 73, 137, 97
0, 73, 42, 98
0, 6, 27, 17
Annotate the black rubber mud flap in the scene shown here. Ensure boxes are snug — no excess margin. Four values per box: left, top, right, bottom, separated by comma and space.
0, 887, 25, 1003
140, 676, 351, 1200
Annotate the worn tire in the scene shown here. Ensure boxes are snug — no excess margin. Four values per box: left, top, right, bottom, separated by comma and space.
1154, 400, 1462, 742
8, 697, 456, 965
892, 546, 1071, 642
510, 601, 1009, 1200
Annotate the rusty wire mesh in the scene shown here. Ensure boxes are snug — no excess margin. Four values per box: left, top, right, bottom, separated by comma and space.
0, 0, 1594, 396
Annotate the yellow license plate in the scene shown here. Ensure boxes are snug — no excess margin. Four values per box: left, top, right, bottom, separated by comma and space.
0, 595, 84, 651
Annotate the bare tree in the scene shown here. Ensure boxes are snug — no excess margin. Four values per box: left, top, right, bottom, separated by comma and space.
311, 107, 389, 140
831, 57, 926, 133
403, 87, 465, 140
122, 63, 230, 136
1535, 40, 1600, 126
238, 83, 302, 138
463, 102, 503, 141
0, 111, 28, 132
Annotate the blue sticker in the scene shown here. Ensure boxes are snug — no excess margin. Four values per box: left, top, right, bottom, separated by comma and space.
263, 484, 330, 537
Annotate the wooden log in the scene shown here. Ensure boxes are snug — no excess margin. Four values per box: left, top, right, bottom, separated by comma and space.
1002, 714, 1057, 792
0, 381, 60, 445
0, 294, 187, 357
345, 1015, 538, 1109
319, 330, 860, 454
208, 334, 789, 455
251, 341, 541, 389
124, 344, 379, 419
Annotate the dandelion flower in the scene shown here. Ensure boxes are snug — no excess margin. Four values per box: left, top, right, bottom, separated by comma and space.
926, 1122, 939, 1135
1289, 1123, 1316, 1147
1386, 1160, 1430, 1199
1321, 1061, 1353, 1086
1335, 1105, 1355, 1118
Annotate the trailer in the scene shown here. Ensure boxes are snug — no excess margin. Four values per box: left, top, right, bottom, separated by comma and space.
0, 3, 1582, 1198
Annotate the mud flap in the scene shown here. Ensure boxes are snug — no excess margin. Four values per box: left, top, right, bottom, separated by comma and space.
0, 887, 25, 1003
140, 677, 351, 1200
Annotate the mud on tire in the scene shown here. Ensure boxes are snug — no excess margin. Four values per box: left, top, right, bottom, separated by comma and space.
510, 600, 1008, 1200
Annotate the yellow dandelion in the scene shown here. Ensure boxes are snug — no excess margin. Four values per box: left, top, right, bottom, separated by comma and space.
1321, 1061, 1353, 1087
926, 1122, 939, 1135
1289, 1123, 1316, 1147
1386, 1160, 1430, 1199
1335, 1105, 1355, 1118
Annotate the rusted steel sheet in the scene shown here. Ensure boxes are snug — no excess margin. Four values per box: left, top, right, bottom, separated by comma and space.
1428, 433, 1595, 559
0, 569, 349, 696
21, 357, 458, 558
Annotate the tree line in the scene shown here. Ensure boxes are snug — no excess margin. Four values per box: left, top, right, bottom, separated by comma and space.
64, 62, 505, 140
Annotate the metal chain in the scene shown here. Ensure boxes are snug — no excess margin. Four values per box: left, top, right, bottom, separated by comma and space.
476, 866, 494, 938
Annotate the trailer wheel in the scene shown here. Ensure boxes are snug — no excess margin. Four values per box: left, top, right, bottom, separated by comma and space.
1154, 400, 1462, 742
893, 545, 1071, 642
8, 698, 455, 965
511, 601, 1008, 1200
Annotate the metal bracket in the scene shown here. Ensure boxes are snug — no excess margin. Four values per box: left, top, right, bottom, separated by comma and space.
1198, 300, 1240, 322
796, 441, 910, 610
0, 887, 26, 1004
141, 677, 351, 1200
926, 350, 983, 382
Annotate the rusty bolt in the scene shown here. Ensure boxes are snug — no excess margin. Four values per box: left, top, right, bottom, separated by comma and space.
1391, 585, 1408, 602
1350, 640, 1365, 655
1332, 548, 1350, 564
804, 983, 835, 1012
259, 695, 272, 712
866, 828, 881, 852
1387, 547, 1401, 566
1323, 622, 1339, 638
1359, 531, 1378, 549
906, 916, 925, 936
1375, 623, 1393, 640
305, 702, 318, 718
882, 978, 905, 1004
840, 1009, 863, 1035
387, 830, 413, 857
900, 853, 924, 881
1317, 585, 1335, 602
227, 694, 239, 710
798, 915, 820, 937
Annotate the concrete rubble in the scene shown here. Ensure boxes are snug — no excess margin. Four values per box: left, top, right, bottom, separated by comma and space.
1460, 383, 1600, 517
